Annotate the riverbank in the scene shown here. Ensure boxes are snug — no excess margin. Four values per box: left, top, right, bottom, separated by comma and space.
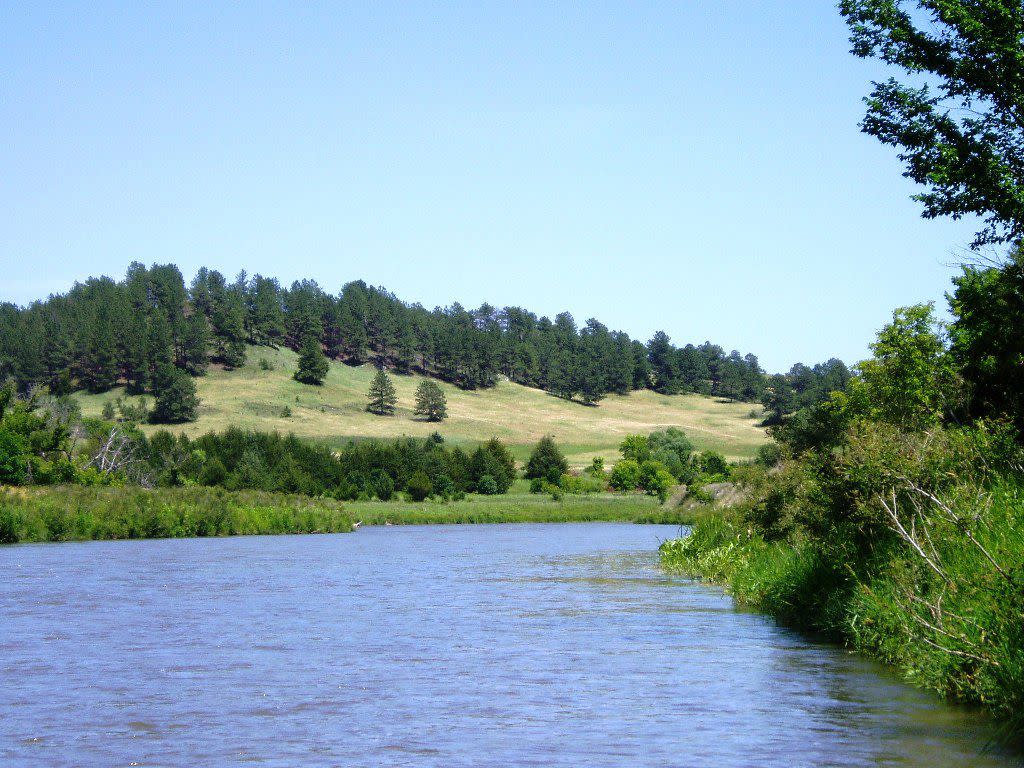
0, 485, 678, 544
660, 491, 1024, 739
348, 490, 676, 525
0, 486, 353, 543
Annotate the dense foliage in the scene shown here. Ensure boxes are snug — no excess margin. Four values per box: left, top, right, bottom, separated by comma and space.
948, 247, 1024, 433
664, 275, 1024, 731
0, 263, 781, 414
683, 9, 1024, 727
135, 428, 519, 502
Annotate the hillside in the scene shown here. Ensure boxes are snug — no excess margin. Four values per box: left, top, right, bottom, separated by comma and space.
75, 345, 768, 467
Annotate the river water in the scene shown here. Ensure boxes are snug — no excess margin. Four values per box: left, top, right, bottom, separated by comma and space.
0, 523, 1019, 767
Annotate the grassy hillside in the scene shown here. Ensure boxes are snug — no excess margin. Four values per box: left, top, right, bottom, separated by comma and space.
75, 345, 767, 466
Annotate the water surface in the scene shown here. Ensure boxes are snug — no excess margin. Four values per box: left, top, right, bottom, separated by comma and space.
0, 524, 1018, 767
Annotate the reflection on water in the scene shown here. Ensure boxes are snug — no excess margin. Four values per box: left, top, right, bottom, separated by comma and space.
0, 524, 1019, 767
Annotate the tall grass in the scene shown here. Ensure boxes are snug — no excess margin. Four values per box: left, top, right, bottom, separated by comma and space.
347, 492, 679, 525
660, 478, 1024, 735
0, 486, 353, 543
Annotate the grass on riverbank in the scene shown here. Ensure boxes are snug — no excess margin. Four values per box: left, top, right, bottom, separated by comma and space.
74, 344, 767, 466
0, 483, 681, 544
348, 488, 680, 525
660, 483, 1024, 738
0, 486, 353, 544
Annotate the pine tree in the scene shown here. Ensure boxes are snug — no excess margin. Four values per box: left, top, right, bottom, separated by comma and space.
83, 309, 119, 393
43, 313, 75, 395
524, 436, 568, 483
468, 438, 516, 493
366, 368, 397, 415
413, 380, 447, 421
147, 311, 174, 391
337, 301, 368, 364
247, 275, 285, 346
647, 331, 679, 394
121, 311, 150, 394
294, 335, 329, 385
213, 301, 247, 369
180, 313, 209, 375
149, 365, 200, 423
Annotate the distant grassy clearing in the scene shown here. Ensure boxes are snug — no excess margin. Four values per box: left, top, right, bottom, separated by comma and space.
75, 345, 767, 465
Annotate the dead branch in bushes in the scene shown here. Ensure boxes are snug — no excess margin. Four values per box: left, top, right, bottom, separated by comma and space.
878, 482, 1015, 671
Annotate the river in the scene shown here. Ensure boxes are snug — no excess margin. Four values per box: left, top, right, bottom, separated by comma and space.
0, 523, 1018, 767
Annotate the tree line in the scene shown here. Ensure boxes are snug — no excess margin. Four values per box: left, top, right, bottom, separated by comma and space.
0, 263, 785, 412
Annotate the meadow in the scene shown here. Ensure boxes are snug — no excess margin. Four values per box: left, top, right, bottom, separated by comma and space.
75, 345, 767, 467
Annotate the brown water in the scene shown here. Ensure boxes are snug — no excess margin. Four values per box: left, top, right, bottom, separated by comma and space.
0, 523, 1019, 767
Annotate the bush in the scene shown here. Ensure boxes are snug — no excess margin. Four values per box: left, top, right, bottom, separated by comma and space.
524, 436, 569, 483
370, 470, 395, 501
476, 474, 499, 495
433, 474, 456, 500
117, 397, 150, 423
469, 439, 515, 493
0, 428, 28, 485
406, 471, 433, 502
558, 473, 603, 494
619, 435, 650, 463
648, 427, 695, 481
609, 459, 641, 491
638, 460, 675, 502
150, 367, 200, 424
756, 442, 783, 468
695, 450, 729, 478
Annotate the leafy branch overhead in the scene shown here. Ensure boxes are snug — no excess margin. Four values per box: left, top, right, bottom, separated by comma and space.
840, 0, 1024, 246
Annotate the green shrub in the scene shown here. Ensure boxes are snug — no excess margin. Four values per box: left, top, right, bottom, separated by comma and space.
406, 471, 433, 502
524, 436, 569, 483
638, 460, 675, 502
0, 486, 352, 543
609, 459, 641, 491
694, 450, 729, 478
558, 473, 603, 495
370, 470, 395, 501
476, 474, 499, 496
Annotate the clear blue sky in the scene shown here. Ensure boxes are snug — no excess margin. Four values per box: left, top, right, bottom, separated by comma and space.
0, 2, 980, 373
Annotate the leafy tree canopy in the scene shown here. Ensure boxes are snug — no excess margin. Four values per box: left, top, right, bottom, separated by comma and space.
840, 0, 1024, 246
